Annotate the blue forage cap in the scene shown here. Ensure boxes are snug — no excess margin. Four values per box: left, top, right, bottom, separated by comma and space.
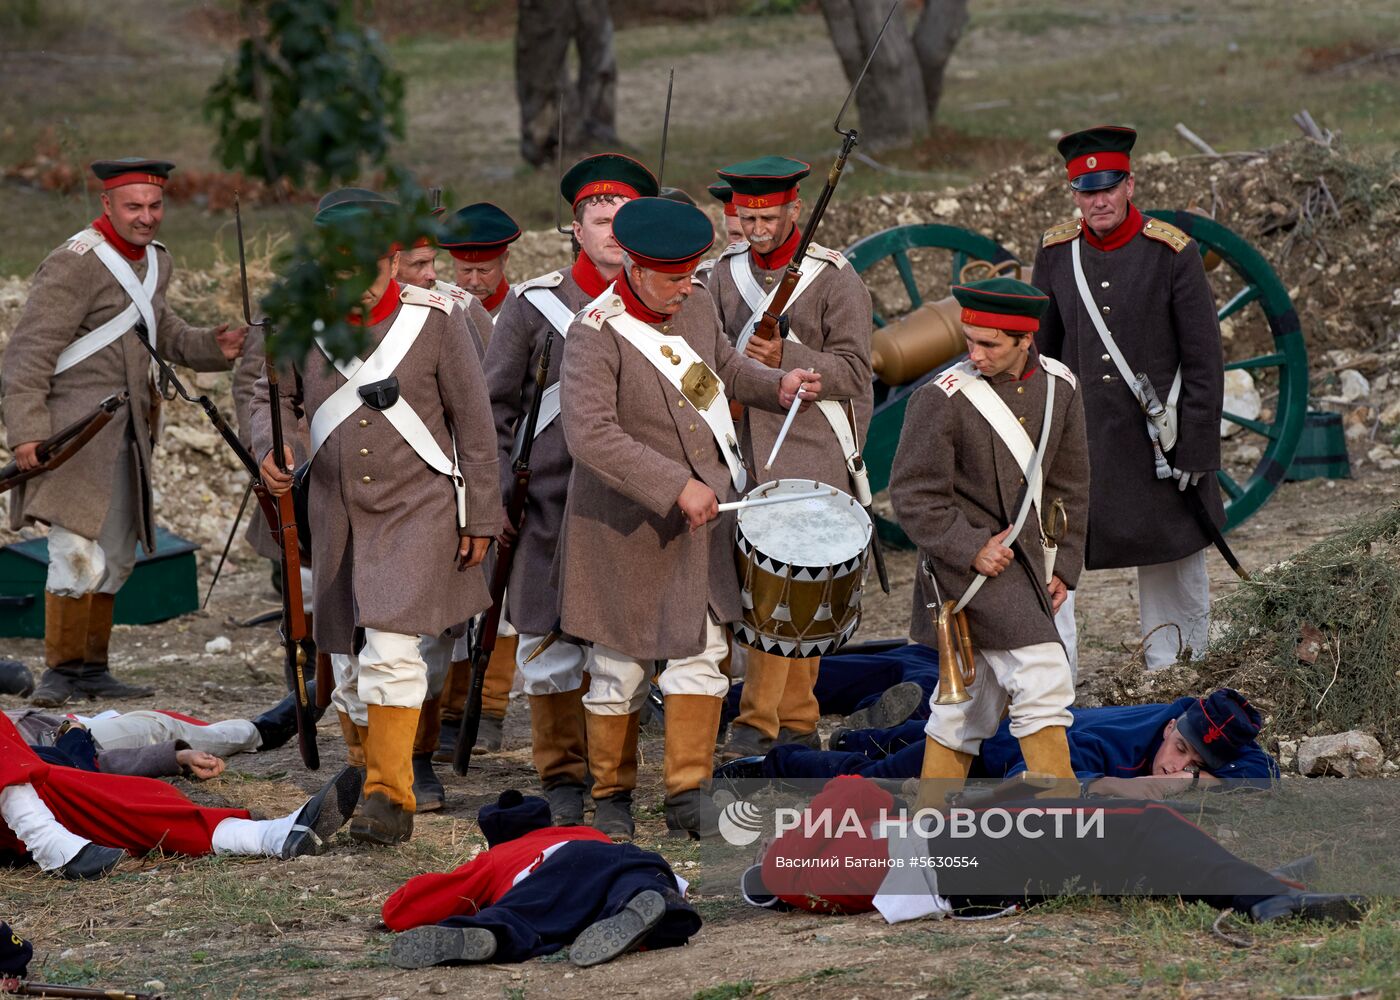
439, 202, 521, 259
477, 789, 553, 847
0, 921, 31, 977
1175, 689, 1263, 772
612, 197, 715, 272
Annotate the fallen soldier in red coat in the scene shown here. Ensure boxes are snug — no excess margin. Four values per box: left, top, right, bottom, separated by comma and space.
0, 713, 359, 879
742, 775, 1366, 925
384, 790, 701, 968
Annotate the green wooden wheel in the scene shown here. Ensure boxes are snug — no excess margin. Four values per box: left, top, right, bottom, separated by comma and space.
844, 215, 1309, 535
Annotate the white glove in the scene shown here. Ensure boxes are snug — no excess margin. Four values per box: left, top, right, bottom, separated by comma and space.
1172, 468, 1204, 492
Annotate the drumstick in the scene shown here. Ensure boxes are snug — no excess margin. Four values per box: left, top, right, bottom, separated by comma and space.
765, 391, 804, 471
717, 488, 837, 514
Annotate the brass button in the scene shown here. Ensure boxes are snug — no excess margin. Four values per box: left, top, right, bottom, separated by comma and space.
677, 398, 686, 408
1018, 416, 1026, 425
689, 423, 697, 432
1100, 281, 1110, 289
358, 418, 369, 427
1102, 374, 1112, 382
662, 324, 671, 334
361, 475, 373, 483
764, 276, 774, 285
1102, 305, 1111, 313
1016, 386, 1025, 395
359, 447, 369, 456
1101, 353, 1111, 362
1019, 477, 1025, 485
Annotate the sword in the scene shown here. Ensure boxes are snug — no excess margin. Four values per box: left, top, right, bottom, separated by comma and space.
1184, 482, 1250, 581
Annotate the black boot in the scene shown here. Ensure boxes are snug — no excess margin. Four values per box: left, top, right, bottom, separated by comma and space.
568, 889, 667, 967
279, 766, 364, 859
348, 791, 414, 847
251, 681, 320, 751
390, 926, 497, 969
411, 753, 446, 812
1249, 893, 1367, 924
664, 788, 721, 840
591, 793, 634, 842
775, 727, 822, 750
474, 714, 504, 752
0, 659, 34, 697
73, 663, 153, 700
58, 843, 126, 880
544, 782, 587, 826
29, 667, 78, 708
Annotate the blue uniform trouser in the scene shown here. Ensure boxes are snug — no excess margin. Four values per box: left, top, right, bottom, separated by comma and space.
724, 643, 941, 726
437, 842, 701, 963
763, 718, 926, 781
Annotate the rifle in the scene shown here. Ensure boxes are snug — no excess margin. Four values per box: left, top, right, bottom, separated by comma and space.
235, 195, 319, 769
657, 68, 674, 188
129, 317, 317, 771
0, 393, 127, 494
747, 0, 898, 346
455, 327, 556, 774
0, 979, 161, 999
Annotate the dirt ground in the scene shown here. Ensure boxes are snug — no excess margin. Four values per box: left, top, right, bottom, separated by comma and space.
2, 465, 1397, 999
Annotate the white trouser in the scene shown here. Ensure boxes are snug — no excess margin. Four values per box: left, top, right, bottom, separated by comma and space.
85, 711, 261, 757
1055, 591, 1079, 683
329, 628, 427, 725
1138, 548, 1210, 670
45, 442, 138, 597
419, 632, 456, 700
0, 783, 90, 870
300, 565, 314, 617
923, 641, 1074, 755
210, 805, 304, 857
586, 618, 730, 716
517, 631, 587, 696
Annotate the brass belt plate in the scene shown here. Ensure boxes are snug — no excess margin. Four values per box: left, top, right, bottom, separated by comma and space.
681, 361, 720, 411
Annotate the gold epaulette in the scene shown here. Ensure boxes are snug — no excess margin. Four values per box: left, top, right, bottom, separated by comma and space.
1141, 217, 1190, 253
1041, 219, 1081, 249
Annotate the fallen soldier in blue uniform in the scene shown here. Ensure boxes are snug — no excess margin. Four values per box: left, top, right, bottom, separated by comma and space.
718, 688, 1278, 796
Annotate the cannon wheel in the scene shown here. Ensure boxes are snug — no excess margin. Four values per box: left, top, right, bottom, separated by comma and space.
844, 215, 1308, 536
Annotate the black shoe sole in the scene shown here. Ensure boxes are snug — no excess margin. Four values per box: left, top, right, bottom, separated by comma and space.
58, 843, 126, 880
390, 926, 496, 968
569, 890, 666, 967
842, 681, 925, 732
283, 766, 363, 858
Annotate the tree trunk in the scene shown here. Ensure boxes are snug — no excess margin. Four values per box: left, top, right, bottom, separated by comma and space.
515, 0, 619, 167
817, 0, 927, 151
911, 0, 969, 123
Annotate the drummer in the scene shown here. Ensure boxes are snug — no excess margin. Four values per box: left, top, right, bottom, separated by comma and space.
707, 157, 874, 764
556, 196, 821, 841
888, 278, 1089, 793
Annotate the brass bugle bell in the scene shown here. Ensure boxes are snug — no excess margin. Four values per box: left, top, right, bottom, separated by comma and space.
934, 599, 976, 705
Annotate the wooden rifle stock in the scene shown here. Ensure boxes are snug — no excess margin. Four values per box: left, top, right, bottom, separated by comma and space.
0, 393, 127, 494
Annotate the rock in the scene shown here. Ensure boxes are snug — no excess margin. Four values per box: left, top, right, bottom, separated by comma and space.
1233, 443, 1262, 466
931, 197, 960, 217
1339, 368, 1370, 402
1277, 739, 1298, 768
163, 424, 220, 456
204, 636, 232, 655
143, 983, 166, 995
1383, 760, 1398, 775
1379, 399, 1400, 428
1221, 370, 1262, 437
1297, 731, 1384, 777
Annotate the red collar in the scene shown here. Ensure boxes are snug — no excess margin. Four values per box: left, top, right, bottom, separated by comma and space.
752, 224, 801, 271
572, 252, 610, 299
482, 276, 510, 314
618, 274, 669, 324
348, 279, 400, 326
92, 215, 145, 262
1082, 204, 1142, 253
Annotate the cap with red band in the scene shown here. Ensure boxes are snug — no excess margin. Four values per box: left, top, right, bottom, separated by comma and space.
1056, 125, 1136, 192
951, 277, 1050, 334
560, 153, 659, 209
612, 197, 715, 274
716, 156, 811, 211
91, 158, 175, 191
708, 181, 738, 217
439, 202, 522, 261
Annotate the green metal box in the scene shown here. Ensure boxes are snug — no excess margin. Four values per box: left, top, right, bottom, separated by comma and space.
0, 527, 200, 638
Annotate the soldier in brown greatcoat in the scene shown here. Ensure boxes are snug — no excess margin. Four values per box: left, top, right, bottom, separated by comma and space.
442, 202, 523, 320
481, 155, 658, 829
2, 158, 246, 707
1031, 126, 1225, 670
558, 196, 821, 840
253, 190, 501, 846
705, 157, 874, 763
889, 279, 1089, 791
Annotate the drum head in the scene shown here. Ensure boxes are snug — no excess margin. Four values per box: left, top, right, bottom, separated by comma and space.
735, 479, 871, 573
